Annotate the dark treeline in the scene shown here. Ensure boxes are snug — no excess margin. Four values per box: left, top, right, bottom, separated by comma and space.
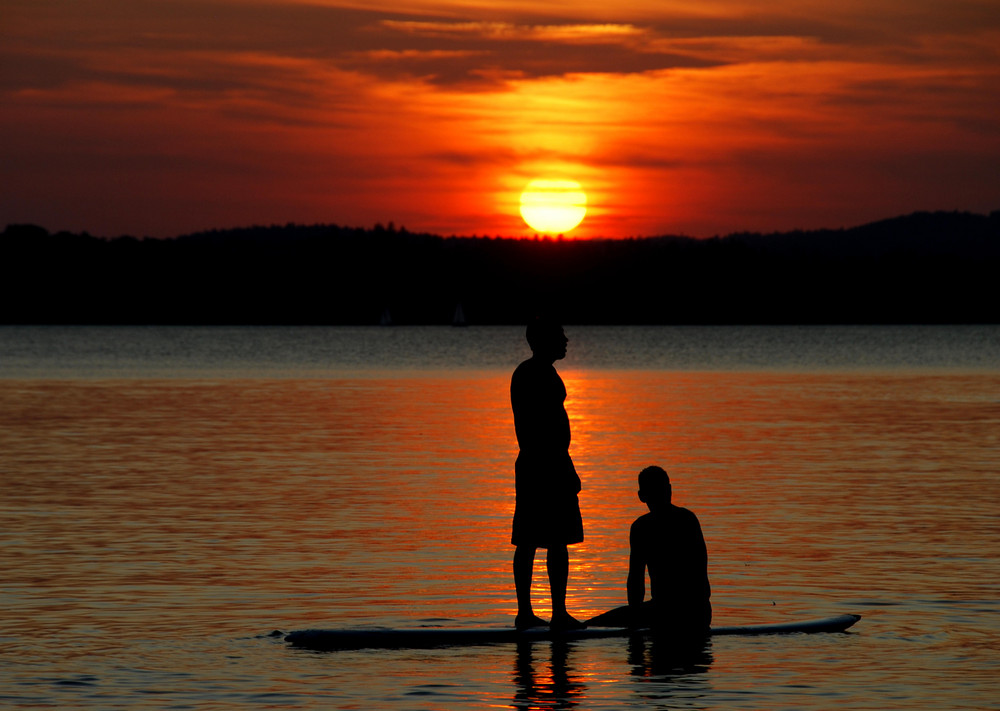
2, 210, 998, 325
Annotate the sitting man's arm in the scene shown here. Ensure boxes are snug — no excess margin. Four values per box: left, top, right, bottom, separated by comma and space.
626, 523, 646, 626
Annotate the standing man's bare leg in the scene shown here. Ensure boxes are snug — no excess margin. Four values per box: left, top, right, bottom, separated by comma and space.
514, 545, 548, 629
547, 545, 583, 629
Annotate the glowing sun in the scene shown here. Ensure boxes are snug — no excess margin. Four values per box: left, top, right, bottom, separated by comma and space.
519, 179, 587, 234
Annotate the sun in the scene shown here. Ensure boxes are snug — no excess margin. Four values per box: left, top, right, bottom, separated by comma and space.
519, 179, 587, 234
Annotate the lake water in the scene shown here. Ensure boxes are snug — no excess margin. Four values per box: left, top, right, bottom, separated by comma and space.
2, 325, 999, 709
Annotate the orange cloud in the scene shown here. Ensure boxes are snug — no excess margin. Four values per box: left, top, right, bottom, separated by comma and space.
381, 20, 647, 42
2, 0, 998, 238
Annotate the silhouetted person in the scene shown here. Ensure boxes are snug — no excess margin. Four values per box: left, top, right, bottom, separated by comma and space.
627, 466, 711, 638
511, 318, 584, 631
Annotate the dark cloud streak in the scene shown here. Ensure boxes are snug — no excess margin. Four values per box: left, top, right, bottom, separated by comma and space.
8, 0, 999, 98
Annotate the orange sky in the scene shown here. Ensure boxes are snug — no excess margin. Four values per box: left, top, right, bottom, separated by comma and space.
2, 0, 999, 238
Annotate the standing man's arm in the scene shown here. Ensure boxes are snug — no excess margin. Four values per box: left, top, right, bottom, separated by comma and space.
510, 365, 541, 450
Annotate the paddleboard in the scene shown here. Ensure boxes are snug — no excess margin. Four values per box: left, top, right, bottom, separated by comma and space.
284, 613, 860, 651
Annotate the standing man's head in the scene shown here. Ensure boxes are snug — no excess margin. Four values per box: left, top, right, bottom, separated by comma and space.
637, 466, 672, 510
526, 316, 568, 362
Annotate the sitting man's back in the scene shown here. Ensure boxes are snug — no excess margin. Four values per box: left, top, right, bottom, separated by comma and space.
628, 466, 711, 636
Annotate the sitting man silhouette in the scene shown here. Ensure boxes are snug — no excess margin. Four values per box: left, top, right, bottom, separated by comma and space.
587, 466, 711, 637
627, 466, 711, 636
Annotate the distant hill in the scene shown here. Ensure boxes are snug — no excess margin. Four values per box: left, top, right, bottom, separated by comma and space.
728, 211, 1000, 258
2, 211, 998, 324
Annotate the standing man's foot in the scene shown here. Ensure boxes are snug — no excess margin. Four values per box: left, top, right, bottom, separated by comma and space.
549, 613, 586, 631
515, 613, 549, 630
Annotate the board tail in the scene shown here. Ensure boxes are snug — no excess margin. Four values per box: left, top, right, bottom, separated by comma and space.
587, 604, 861, 636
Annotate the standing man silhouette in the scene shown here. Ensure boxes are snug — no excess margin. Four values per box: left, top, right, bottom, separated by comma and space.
510, 318, 584, 631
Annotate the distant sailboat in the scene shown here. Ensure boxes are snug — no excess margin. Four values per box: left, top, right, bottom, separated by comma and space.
452, 303, 467, 327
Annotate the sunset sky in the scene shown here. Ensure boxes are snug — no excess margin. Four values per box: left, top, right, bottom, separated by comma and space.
3, 0, 999, 238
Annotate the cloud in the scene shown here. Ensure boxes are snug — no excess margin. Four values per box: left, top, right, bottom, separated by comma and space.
3, 0, 999, 238
354, 18, 722, 86
380, 20, 647, 43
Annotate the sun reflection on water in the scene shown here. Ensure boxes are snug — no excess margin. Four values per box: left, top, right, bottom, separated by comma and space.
2, 363, 999, 709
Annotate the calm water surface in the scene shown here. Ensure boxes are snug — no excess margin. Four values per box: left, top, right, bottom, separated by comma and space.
1, 326, 998, 709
